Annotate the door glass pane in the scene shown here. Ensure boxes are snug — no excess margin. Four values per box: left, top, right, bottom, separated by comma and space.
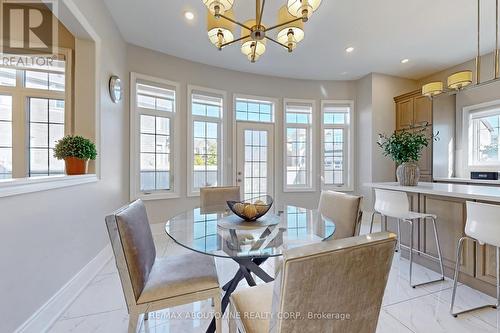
243, 129, 269, 200
0, 95, 12, 179
139, 115, 171, 191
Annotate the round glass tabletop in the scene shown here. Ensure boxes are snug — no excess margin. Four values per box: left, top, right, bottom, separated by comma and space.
165, 204, 335, 259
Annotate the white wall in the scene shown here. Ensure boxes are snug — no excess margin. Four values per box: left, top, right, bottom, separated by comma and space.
355, 73, 418, 208
127, 45, 358, 223
355, 74, 373, 207
0, 1, 129, 332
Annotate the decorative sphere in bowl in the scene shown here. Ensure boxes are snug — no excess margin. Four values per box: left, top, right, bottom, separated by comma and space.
227, 195, 273, 221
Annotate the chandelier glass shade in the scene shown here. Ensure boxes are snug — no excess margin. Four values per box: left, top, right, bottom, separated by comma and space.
287, 0, 322, 20
203, 0, 234, 16
241, 20, 267, 62
207, 9, 235, 48
277, 5, 305, 51
202, 0, 321, 62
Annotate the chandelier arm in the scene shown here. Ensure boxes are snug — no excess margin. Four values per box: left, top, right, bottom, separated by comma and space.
252, 41, 257, 61
220, 34, 251, 48
257, 0, 266, 27
218, 14, 252, 31
265, 36, 291, 51
264, 17, 304, 32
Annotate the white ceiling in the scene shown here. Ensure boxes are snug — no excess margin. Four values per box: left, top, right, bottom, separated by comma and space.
103, 0, 499, 80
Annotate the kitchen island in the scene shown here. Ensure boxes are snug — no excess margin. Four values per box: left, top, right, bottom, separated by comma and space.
366, 182, 499, 297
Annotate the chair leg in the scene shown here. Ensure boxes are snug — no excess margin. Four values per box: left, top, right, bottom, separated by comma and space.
128, 311, 139, 333
369, 211, 376, 233
430, 217, 445, 279
396, 219, 401, 253
450, 237, 465, 317
408, 220, 414, 288
496, 246, 499, 309
214, 294, 222, 333
229, 308, 237, 333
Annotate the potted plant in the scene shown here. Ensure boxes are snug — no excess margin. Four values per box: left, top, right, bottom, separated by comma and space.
54, 135, 97, 175
377, 124, 437, 186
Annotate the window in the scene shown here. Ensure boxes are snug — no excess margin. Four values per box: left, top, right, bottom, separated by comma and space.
465, 103, 500, 168
0, 52, 70, 179
188, 86, 225, 196
131, 73, 179, 199
29, 98, 65, 176
235, 97, 273, 122
284, 99, 314, 191
321, 101, 354, 190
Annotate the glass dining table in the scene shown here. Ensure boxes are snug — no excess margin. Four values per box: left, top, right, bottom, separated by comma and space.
164, 204, 335, 333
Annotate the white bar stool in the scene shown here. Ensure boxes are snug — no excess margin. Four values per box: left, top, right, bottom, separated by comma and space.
450, 201, 500, 317
370, 189, 445, 288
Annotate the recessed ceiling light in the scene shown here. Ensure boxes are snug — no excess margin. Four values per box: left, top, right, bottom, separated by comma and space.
401, 58, 409, 64
184, 11, 195, 20
345, 47, 354, 53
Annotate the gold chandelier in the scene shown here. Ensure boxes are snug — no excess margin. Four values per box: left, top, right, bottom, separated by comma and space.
203, 0, 322, 62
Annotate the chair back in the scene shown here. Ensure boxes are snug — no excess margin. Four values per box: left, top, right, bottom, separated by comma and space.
270, 232, 396, 333
105, 200, 156, 307
318, 190, 363, 239
200, 186, 240, 212
374, 189, 410, 218
465, 201, 500, 247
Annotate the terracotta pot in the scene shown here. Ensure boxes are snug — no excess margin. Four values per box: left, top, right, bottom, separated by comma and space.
396, 162, 420, 186
64, 157, 89, 175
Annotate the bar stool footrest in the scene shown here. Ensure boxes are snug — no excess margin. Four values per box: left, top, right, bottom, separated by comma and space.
411, 277, 445, 288
451, 304, 497, 317
399, 244, 442, 262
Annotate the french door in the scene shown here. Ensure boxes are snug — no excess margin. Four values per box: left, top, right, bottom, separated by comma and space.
236, 122, 274, 201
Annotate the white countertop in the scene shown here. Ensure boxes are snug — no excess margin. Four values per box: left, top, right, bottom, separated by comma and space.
433, 177, 500, 185
365, 182, 500, 202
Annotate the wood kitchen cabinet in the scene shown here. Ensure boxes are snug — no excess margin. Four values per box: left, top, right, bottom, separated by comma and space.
394, 89, 433, 181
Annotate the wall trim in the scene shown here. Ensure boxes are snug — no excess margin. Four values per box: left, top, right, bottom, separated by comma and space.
14, 244, 113, 333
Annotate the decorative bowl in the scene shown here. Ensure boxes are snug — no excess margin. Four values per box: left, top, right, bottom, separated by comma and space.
227, 195, 273, 222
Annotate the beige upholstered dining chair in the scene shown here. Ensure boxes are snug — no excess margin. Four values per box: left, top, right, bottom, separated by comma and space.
229, 232, 396, 333
200, 186, 240, 212
318, 190, 363, 239
105, 200, 222, 333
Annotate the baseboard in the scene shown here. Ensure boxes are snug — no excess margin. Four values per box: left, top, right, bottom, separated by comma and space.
14, 244, 113, 333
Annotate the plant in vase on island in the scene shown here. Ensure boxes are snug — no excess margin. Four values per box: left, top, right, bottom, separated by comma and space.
54, 135, 97, 175
377, 124, 438, 186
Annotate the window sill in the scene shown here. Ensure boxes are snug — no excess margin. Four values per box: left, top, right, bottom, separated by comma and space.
321, 185, 354, 192
0, 174, 98, 198
135, 192, 180, 201
283, 187, 316, 193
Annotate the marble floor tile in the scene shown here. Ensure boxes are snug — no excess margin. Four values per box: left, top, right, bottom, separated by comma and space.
431, 283, 499, 328
382, 268, 431, 306
97, 259, 118, 276
59, 273, 126, 320
49, 308, 130, 333
384, 293, 498, 333
376, 309, 415, 333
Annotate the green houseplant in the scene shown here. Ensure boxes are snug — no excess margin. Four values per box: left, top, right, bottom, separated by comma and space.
377, 125, 437, 186
54, 135, 97, 175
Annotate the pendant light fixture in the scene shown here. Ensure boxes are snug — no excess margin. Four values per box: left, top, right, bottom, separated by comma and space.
202, 0, 322, 62
421, 0, 500, 98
